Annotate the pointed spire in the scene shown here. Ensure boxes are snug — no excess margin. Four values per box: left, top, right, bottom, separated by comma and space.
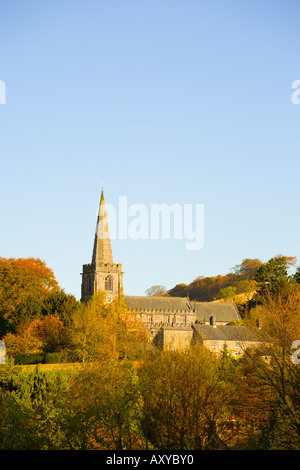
92, 187, 113, 265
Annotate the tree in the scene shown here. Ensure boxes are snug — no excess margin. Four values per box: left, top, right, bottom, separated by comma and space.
68, 292, 106, 362
13, 293, 44, 325
42, 289, 79, 328
232, 258, 263, 280
234, 280, 256, 294
233, 352, 274, 449
138, 347, 238, 450
0, 257, 59, 334
34, 315, 67, 352
243, 287, 300, 448
217, 286, 237, 301
3, 322, 44, 356
0, 363, 72, 449
3, 315, 67, 357
69, 291, 146, 362
188, 275, 235, 302
65, 360, 144, 450
168, 283, 189, 298
254, 256, 296, 300
145, 285, 168, 296
294, 266, 300, 284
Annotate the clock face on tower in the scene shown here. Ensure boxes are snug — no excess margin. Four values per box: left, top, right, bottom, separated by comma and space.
106, 296, 112, 303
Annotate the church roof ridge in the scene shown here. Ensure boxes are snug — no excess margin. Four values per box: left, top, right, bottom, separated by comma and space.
124, 295, 240, 322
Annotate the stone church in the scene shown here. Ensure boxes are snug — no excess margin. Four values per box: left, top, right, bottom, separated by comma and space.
81, 190, 260, 353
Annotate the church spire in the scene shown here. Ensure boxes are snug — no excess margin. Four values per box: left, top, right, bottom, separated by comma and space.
91, 188, 113, 265
81, 187, 123, 303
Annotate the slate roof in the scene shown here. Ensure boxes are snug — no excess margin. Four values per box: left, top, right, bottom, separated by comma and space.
193, 324, 259, 342
124, 296, 240, 323
194, 302, 240, 323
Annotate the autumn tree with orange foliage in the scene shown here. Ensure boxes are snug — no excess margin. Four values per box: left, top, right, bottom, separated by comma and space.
33, 314, 67, 352
0, 257, 59, 333
3, 321, 44, 356
3, 315, 67, 357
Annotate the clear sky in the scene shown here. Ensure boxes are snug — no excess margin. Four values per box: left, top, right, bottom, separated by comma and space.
1, 0, 300, 299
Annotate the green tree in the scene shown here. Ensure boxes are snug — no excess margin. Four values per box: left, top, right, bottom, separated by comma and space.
42, 289, 80, 327
14, 293, 44, 325
217, 286, 237, 301
234, 280, 256, 294
0, 363, 72, 449
254, 256, 297, 301
294, 266, 300, 284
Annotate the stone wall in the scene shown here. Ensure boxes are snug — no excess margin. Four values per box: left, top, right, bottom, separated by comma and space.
153, 327, 193, 351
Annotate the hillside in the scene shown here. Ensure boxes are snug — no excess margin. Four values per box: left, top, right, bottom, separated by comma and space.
168, 258, 262, 302
211, 291, 256, 304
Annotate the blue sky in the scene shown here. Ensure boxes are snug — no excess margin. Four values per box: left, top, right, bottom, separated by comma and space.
1, 0, 300, 299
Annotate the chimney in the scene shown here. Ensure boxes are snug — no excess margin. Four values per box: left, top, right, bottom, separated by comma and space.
210, 313, 216, 328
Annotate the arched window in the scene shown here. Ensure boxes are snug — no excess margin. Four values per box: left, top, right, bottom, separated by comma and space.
105, 275, 113, 291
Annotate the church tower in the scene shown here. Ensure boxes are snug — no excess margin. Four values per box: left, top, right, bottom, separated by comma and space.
81, 189, 123, 303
